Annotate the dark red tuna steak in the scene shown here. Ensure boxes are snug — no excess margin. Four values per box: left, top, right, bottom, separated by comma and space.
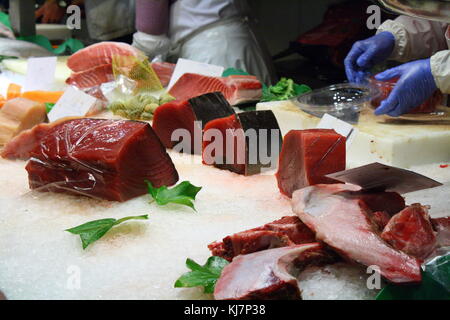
202, 110, 282, 176
208, 216, 316, 261
276, 129, 346, 198
214, 243, 334, 300
152, 92, 235, 153
25, 118, 179, 202
292, 184, 421, 283
381, 204, 437, 260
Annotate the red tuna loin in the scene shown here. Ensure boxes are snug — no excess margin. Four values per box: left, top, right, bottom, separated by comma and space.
25, 118, 179, 202
67, 42, 141, 72
292, 184, 421, 283
214, 243, 334, 300
276, 129, 346, 198
66, 64, 114, 89
168, 73, 262, 105
208, 216, 316, 261
381, 204, 436, 260
152, 92, 235, 153
202, 110, 282, 175
151, 62, 175, 87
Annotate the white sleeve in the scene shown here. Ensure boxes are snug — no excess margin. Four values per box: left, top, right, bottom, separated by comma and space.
431, 50, 450, 94
377, 16, 448, 62
132, 32, 171, 60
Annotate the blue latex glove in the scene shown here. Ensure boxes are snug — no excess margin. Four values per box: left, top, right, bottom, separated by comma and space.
374, 59, 437, 117
344, 32, 396, 84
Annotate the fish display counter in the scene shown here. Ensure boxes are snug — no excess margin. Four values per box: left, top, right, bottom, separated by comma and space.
0, 42, 449, 301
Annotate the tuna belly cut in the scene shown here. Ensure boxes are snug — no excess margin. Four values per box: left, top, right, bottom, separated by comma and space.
292, 184, 422, 283
25, 118, 178, 202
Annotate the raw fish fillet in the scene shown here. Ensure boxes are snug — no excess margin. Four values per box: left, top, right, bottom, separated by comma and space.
0, 98, 47, 145
208, 216, 316, 261
381, 204, 436, 260
66, 64, 114, 89
202, 110, 282, 175
1, 120, 72, 160
168, 73, 262, 105
214, 243, 334, 300
292, 184, 421, 283
23, 118, 178, 202
151, 62, 175, 87
67, 42, 141, 72
152, 92, 235, 153
276, 129, 346, 198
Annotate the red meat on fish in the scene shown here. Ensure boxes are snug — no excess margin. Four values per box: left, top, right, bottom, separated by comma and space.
168, 73, 262, 105
23, 118, 178, 202
66, 64, 114, 89
381, 204, 437, 260
152, 92, 235, 153
67, 42, 141, 73
214, 243, 335, 300
292, 184, 421, 283
208, 216, 316, 261
276, 129, 346, 198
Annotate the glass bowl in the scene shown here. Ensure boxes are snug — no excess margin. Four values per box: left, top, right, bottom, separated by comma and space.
293, 83, 374, 123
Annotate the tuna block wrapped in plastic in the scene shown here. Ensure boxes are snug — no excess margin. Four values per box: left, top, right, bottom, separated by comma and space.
276, 129, 346, 198
24, 118, 179, 202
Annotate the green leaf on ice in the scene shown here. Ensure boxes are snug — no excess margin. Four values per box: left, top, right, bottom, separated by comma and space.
66, 215, 149, 249
146, 180, 202, 211
174, 256, 229, 293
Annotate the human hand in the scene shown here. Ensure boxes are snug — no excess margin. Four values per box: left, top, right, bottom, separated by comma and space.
345, 32, 396, 84
373, 59, 437, 117
35, 0, 66, 24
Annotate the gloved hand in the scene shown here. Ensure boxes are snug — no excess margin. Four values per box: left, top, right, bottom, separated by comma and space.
344, 32, 396, 84
374, 58, 437, 117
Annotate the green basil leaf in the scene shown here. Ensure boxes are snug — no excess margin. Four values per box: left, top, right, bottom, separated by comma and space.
146, 181, 202, 211
174, 256, 229, 294
66, 215, 148, 249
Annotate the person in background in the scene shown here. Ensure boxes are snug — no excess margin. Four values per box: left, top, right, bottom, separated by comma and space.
345, 16, 449, 117
35, 0, 135, 43
132, 0, 277, 85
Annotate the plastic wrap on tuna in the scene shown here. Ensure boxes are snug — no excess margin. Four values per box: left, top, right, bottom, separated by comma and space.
23, 118, 179, 202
